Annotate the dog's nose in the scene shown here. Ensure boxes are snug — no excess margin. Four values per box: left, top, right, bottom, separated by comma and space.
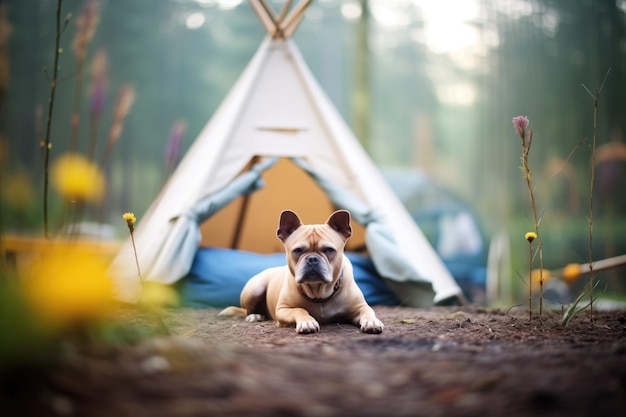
306, 256, 320, 266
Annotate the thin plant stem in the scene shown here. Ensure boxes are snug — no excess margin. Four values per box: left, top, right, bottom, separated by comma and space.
535, 232, 544, 317
582, 68, 610, 322
588, 90, 598, 322
514, 116, 544, 320
131, 234, 169, 334
521, 130, 544, 317
43, 0, 64, 238
528, 240, 533, 321
130, 231, 142, 282
124, 213, 169, 334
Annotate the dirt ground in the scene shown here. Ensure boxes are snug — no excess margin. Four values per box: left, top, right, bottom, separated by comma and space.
3, 305, 626, 417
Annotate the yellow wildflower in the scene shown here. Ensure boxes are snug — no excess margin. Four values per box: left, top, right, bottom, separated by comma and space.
21, 244, 116, 330
123, 212, 136, 232
123, 212, 136, 224
123, 211, 143, 281
51, 153, 105, 203
562, 263, 581, 283
525, 232, 537, 242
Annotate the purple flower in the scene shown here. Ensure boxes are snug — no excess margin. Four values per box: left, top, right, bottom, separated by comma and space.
90, 77, 106, 117
164, 120, 186, 168
89, 50, 108, 117
512, 116, 529, 138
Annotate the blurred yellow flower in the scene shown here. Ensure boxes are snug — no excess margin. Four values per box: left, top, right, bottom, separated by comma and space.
122, 212, 136, 225
525, 232, 537, 242
530, 268, 550, 290
51, 153, 105, 203
562, 263, 581, 283
22, 244, 116, 330
138, 282, 179, 309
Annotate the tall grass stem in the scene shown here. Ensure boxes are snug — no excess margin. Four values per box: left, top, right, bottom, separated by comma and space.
43, 0, 64, 238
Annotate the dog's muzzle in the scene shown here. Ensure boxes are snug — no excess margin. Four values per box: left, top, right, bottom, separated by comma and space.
296, 254, 331, 283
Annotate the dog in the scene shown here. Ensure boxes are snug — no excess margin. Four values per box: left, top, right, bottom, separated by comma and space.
219, 209, 384, 334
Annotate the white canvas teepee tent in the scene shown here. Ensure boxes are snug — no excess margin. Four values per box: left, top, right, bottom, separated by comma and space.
109, 0, 464, 306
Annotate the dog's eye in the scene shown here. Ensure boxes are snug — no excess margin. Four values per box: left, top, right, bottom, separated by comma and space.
293, 248, 304, 255
322, 247, 336, 256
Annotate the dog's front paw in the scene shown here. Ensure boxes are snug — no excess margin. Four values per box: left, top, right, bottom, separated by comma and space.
360, 318, 384, 334
296, 319, 320, 334
245, 314, 265, 322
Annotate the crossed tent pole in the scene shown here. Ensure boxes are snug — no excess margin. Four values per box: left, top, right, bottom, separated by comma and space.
249, 0, 313, 39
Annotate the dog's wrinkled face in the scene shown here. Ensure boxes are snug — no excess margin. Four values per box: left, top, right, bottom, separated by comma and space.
290, 233, 338, 284
277, 210, 352, 284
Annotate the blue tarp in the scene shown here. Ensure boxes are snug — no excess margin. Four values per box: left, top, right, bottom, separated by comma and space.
177, 247, 400, 308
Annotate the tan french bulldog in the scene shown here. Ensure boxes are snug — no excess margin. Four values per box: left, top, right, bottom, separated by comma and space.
219, 209, 384, 334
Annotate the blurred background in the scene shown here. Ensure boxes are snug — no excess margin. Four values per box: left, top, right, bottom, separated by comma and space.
1, 0, 625, 305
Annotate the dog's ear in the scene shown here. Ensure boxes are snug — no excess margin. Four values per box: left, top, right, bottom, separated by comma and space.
326, 210, 352, 240
277, 210, 303, 242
